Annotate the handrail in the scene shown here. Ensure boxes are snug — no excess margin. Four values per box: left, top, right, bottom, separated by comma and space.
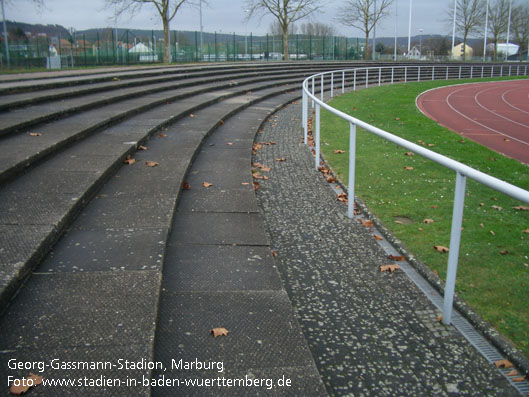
301, 64, 529, 325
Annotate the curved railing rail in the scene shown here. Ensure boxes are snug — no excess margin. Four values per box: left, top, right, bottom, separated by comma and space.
301, 64, 529, 325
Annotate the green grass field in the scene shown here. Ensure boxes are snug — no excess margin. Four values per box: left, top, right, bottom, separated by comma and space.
320, 77, 529, 358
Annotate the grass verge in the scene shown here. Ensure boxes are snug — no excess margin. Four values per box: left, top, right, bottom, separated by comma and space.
320, 77, 529, 358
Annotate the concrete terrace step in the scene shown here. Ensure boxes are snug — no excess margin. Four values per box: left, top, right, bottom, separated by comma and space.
0, 71, 325, 313
0, 78, 324, 394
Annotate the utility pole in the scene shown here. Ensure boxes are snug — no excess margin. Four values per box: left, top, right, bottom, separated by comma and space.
483, 0, 489, 62
394, 0, 398, 60
372, 0, 377, 60
199, 0, 203, 61
1, 0, 9, 68
451, 0, 457, 59
407, 0, 412, 55
505, 0, 512, 61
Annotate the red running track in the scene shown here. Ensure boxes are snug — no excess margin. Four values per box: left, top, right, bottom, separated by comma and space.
417, 79, 529, 165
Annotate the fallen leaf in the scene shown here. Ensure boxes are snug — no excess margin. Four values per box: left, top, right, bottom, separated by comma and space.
253, 181, 259, 190
491, 205, 503, 211
241, 182, 250, 186
202, 182, 213, 188
427, 143, 435, 147
183, 182, 191, 190
504, 138, 510, 142
327, 176, 336, 183
210, 327, 229, 338
434, 245, 449, 253
418, 227, 423, 231
494, 359, 514, 368
404, 152, 414, 156
29, 132, 42, 136
373, 235, 383, 241
404, 166, 414, 171
333, 149, 346, 154
480, 223, 484, 228
389, 254, 405, 261
28, 374, 43, 386
227, 142, 233, 146
490, 230, 495, 236
500, 250, 509, 255
158, 133, 167, 138
506, 369, 518, 377
437, 315, 443, 322
145, 161, 159, 167
513, 206, 529, 211
138, 145, 148, 150
380, 264, 400, 272
423, 219, 434, 224
271, 250, 278, 257
361, 219, 374, 227
9, 373, 43, 395
433, 270, 439, 277
513, 376, 526, 382
219, 120, 224, 125
189, 114, 195, 118
123, 155, 135, 165
395, 117, 401, 121
523, 229, 529, 234
275, 157, 287, 162
394, 220, 404, 224
337, 193, 348, 203
431, 205, 438, 209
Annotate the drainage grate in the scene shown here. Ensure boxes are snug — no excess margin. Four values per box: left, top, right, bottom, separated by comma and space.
336, 190, 529, 395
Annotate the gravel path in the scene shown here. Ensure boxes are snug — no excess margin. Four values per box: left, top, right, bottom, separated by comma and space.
253, 102, 517, 396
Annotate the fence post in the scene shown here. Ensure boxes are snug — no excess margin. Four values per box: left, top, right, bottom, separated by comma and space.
405, 66, 407, 82
391, 67, 394, 84
446, 66, 449, 80
302, 87, 308, 144
418, 66, 421, 82
378, 67, 381, 86
354, 70, 356, 91
458, 65, 461, 79
442, 171, 467, 325
366, 69, 369, 88
481, 65, 484, 78
491, 65, 494, 77
83, 33, 87, 66
315, 103, 321, 170
342, 71, 345, 94
331, 72, 334, 97
432, 66, 435, 80
470, 66, 473, 78
347, 123, 357, 219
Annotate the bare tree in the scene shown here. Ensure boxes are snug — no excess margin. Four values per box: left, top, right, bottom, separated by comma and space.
245, 0, 323, 60
105, 0, 190, 63
335, 0, 393, 60
512, 3, 529, 61
300, 21, 337, 37
269, 20, 297, 36
488, 0, 510, 60
449, 0, 485, 60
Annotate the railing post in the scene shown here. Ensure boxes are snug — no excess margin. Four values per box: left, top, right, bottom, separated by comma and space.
470, 66, 473, 78
342, 71, 345, 94
481, 65, 484, 78
443, 171, 467, 325
321, 74, 324, 101
366, 69, 369, 88
491, 66, 494, 77
347, 123, 357, 219
378, 67, 381, 86
331, 72, 334, 97
446, 66, 449, 80
501, 65, 504, 76
418, 66, 421, 82
302, 87, 308, 144
458, 66, 461, 79
311, 76, 315, 108
391, 67, 394, 84
405, 66, 407, 82
354, 70, 357, 91
432, 66, 435, 81
315, 103, 321, 170
509, 65, 512, 76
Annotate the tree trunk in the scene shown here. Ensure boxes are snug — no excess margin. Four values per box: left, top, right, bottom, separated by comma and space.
163, 18, 170, 63
282, 26, 289, 61
364, 33, 369, 60
462, 32, 468, 61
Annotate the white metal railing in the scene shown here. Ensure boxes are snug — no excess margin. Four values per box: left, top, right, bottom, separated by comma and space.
301, 64, 529, 325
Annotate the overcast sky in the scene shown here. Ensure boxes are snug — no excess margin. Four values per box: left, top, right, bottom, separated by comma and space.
5, 0, 454, 38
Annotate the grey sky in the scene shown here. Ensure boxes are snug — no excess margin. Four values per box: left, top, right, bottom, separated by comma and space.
5, 0, 453, 38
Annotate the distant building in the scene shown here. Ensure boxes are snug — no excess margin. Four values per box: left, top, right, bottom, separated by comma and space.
406, 46, 421, 59
487, 43, 519, 57
451, 43, 473, 60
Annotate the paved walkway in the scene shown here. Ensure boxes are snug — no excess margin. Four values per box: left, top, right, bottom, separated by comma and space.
253, 102, 519, 396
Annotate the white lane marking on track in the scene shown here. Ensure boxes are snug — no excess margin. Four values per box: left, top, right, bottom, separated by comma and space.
474, 85, 529, 131
446, 85, 529, 147
501, 87, 529, 116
